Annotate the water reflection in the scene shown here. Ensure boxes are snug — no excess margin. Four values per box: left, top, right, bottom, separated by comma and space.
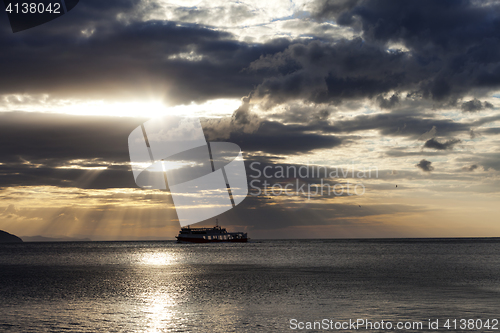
139, 250, 178, 266
143, 291, 177, 333
134, 248, 187, 332
1, 241, 499, 332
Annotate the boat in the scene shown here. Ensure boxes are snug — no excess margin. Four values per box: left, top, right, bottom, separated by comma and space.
176, 219, 248, 243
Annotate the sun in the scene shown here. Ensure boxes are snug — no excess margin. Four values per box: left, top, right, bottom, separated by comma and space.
64, 99, 171, 118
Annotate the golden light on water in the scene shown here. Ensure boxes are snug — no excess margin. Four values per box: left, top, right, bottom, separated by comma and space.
139, 251, 178, 266
135, 250, 185, 332
144, 295, 176, 333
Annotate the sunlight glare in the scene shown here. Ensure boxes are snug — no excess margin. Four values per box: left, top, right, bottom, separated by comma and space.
139, 251, 177, 266
0, 93, 242, 118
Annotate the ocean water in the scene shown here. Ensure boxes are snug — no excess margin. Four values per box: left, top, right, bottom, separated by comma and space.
0, 239, 499, 332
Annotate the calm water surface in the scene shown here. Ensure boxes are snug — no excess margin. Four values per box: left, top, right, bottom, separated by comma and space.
0, 239, 499, 332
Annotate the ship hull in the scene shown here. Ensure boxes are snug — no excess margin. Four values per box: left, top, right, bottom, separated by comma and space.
176, 236, 248, 243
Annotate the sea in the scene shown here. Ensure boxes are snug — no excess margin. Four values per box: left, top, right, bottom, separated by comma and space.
0, 239, 499, 332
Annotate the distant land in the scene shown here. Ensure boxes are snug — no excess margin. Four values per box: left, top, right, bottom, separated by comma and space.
21, 236, 92, 242
0, 230, 23, 243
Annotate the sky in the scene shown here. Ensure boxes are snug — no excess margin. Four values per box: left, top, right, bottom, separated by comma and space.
1, 0, 500, 240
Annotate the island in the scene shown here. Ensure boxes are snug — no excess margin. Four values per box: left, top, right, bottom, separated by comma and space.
21, 235, 91, 242
0, 230, 23, 243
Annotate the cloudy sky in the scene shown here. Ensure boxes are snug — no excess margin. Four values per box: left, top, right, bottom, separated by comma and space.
1, 0, 500, 240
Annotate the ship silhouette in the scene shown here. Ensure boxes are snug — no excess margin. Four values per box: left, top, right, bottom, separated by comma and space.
176, 219, 248, 243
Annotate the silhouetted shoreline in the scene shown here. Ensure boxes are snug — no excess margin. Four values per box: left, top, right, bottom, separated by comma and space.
0, 230, 23, 243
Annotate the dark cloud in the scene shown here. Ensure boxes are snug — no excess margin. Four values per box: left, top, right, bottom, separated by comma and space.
304, 0, 500, 103
461, 98, 483, 112
377, 94, 400, 109
0, 1, 291, 104
0, 112, 345, 188
2, 0, 500, 109
315, 114, 466, 138
462, 164, 479, 172
226, 121, 343, 155
423, 138, 461, 150
416, 159, 434, 172
0, 112, 144, 188
249, 38, 421, 106
247, 31, 500, 106
327, 113, 500, 139
202, 108, 344, 155
259, 111, 500, 144
461, 98, 494, 112
0, 112, 142, 163
482, 128, 500, 135
311, 0, 500, 55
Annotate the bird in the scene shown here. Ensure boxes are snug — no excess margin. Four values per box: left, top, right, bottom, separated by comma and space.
396, 185, 398, 188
